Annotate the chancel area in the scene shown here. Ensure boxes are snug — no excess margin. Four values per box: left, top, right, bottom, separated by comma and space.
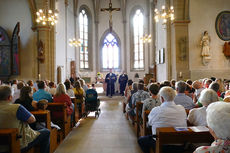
0, 0, 230, 153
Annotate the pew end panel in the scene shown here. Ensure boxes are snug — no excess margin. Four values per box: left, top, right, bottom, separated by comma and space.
140, 110, 151, 136
31, 110, 58, 153
47, 103, 71, 139
135, 102, 143, 137
155, 127, 214, 153
0, 128, 20, 153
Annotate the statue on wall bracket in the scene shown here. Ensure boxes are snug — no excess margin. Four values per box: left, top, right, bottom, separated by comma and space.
37, 40, 45, 63
200, 31, 211, 65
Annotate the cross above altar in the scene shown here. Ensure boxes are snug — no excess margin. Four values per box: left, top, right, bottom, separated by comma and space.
101, 0, 120, 32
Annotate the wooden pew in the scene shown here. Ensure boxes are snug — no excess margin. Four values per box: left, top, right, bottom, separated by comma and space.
135, 102, 143, 137
31, 110, 58, 153
123, 102, 126, 113
47, 103, 71, 139
140, 110, 151, 136
71, 97, 85, 119
71, 97, 80, 125
0, 128, 20, 153
155, 127, 214, 153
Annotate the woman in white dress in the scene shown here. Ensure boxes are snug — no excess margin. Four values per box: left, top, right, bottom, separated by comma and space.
200, 31, 211, 57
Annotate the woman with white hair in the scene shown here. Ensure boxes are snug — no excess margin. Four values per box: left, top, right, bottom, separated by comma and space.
53, 83, 73, 118
187, 89, 218, 126
194, 102, 230, 152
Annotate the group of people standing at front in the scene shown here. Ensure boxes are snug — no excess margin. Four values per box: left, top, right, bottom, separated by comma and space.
0, 77, 94, 153
122, 77, 230, 153
105, 69, 128, 97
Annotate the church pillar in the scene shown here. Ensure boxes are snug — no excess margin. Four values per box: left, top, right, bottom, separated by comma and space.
121, 0, 127, 72
150, 1, 156, 78
170, 0, 190, 80
123, 21, 127, 72
93, 0, 100, 73
35, 26, 55, 81
30, 0, 56, 81
95, 21, 99, 73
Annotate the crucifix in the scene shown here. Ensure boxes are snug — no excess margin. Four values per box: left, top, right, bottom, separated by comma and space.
101, 0, 120, 32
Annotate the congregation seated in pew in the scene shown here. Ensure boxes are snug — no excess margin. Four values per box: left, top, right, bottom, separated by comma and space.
174, 81, 195, 110
0, 86, 50, 153
187, 89, 218, 126
194, 102, 230, 153
138, 86, 187, 153
142, 83, 161, 119
33, 81, 53, 102
128, 82, 149, 122
15, 86, 37, 111
53, 83, 74, 119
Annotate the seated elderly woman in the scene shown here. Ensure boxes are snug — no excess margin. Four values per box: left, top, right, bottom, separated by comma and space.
187, 89, 218, 126
194, 102, 230, 153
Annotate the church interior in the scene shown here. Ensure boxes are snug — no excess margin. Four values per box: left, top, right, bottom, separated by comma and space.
0, 0, 230, 153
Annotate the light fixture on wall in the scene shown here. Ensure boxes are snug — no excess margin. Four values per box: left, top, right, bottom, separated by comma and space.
154, 5, 174, 24
36, 0, 58, 26
69, 38, 81, 47
140, 34, 152, 43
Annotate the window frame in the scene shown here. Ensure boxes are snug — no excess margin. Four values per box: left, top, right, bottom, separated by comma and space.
78, 6, 92, 71
99, 29, 121, 72
130, 7, 145, 71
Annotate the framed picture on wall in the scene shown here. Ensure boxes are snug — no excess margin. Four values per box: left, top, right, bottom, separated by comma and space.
215, 11, 230, 41
159, 48, 165, 64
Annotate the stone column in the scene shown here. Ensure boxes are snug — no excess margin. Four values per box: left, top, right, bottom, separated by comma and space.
29, 0, 56, 81
35, 26, 54, 81
170, 0, 190, 80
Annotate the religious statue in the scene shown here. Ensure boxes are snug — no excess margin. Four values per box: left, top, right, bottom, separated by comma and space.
200, 31, 211, 57
101, 0, 120, 32
200, 31, 211, 65
37, 40, 45, 63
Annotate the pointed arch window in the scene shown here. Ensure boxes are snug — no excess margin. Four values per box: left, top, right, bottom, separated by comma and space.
79, 9, 89, 69
133, 9, 144, 69
102, 33, 120, 69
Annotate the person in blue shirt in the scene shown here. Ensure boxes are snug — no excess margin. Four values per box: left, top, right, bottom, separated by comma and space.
0, 86, 50, 153
33, 81, 53, 102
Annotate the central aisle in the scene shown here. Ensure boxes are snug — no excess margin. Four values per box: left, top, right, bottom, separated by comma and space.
54, 96, 142, 153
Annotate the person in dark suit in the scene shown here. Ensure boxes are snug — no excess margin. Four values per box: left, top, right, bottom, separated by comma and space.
119, 71, 128, 96
105, 69, 117, 97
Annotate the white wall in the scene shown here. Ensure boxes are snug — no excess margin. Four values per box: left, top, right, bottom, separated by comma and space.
189, 0, 230, 80
0, 0, 36, 81
155, 0, 167, 82
55, 0, 76, 83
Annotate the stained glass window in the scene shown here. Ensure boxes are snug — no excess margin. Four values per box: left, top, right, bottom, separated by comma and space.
102, 33, 119, 69
133, 9, 144, 69
79, 9, 89, 69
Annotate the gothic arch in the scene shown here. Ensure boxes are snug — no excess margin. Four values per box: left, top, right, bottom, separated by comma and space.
129, 6, 146, 71
78, 5, 93, 71
99, 29, 121, 71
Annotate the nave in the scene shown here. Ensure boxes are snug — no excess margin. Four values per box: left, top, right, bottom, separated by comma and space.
54, 96, 142, 153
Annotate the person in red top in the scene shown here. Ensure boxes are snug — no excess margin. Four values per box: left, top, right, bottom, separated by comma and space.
53, 83, 73, 118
